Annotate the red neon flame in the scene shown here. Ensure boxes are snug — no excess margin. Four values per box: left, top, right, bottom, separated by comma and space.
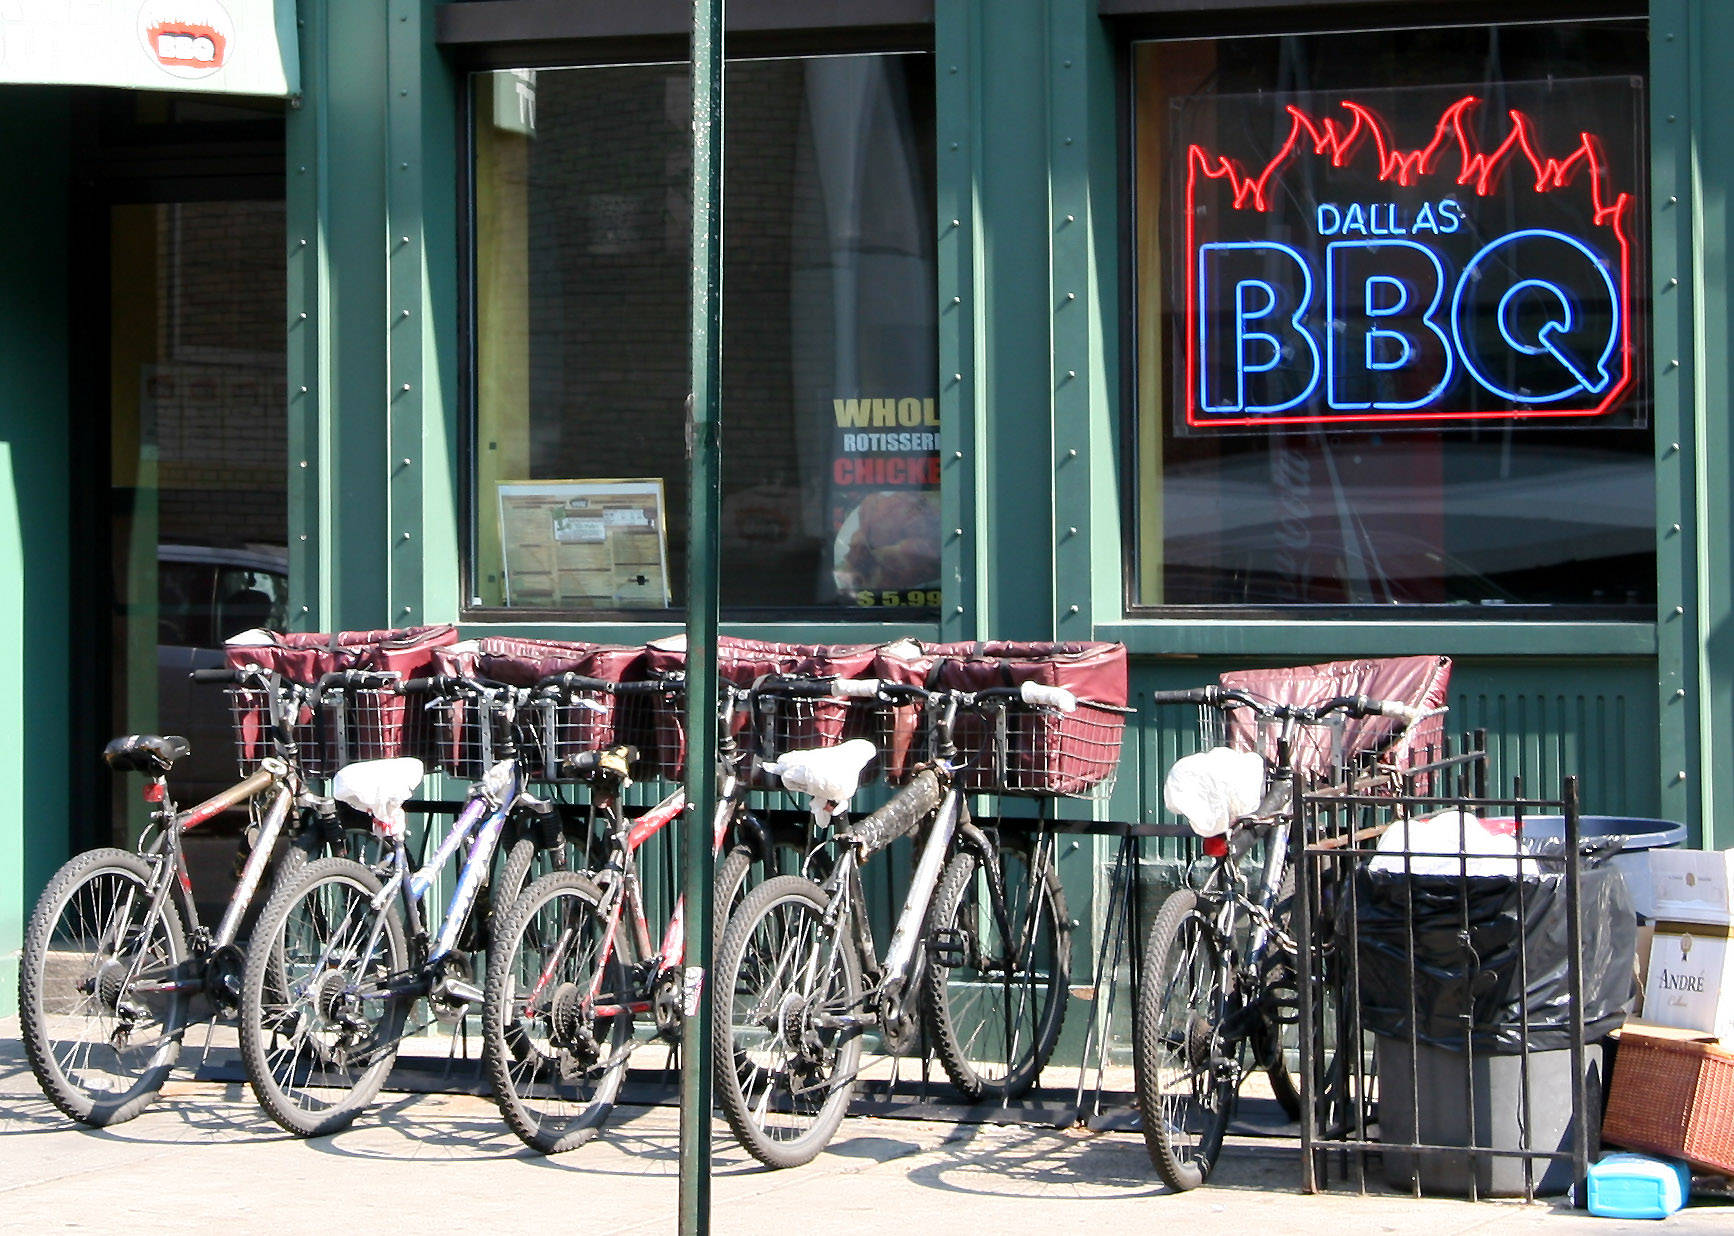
1182, 94, 1635, 430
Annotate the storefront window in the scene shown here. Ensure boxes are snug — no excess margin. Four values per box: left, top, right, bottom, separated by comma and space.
1132, 22, 1654, 609
470, 53, 937, 614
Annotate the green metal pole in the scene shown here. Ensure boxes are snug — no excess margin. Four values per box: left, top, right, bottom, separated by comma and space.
679, 0, 723, 1231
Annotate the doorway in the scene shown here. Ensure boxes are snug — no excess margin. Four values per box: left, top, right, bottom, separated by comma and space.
71, 92, 287, 918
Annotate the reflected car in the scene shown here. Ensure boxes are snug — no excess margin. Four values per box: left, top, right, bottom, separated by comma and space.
156, 543, 289, 809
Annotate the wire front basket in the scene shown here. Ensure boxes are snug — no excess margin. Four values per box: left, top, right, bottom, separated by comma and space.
967, 697, 1130, 799
427, 687, 540, 782
873, 694, 1128, 799
533, 680, 659, 782
228, 684, 338, 779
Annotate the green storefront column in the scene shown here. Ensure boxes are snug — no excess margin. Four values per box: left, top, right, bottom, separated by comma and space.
288, 0, 460, 633
1653, 1, 1734, 848
0, 89, 71, 1009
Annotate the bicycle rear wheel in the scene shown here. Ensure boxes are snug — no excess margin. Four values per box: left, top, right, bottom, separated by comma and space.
922, 838, 1069, 1101
239, 856, 408, 1137
713, 874, 863, 1169
18, 848, 190, 1125
1133, 888, 1236, 1192
482, 870, 632, 1153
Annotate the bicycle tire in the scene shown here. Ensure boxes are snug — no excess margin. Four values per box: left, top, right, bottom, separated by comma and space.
239, 856, 408, 1137
713, 837, 810, 946
922, 838, 1070, 1101
1133, 887, 1236, 1192
493, 832, 558, 924
18, 847, 190, 1126
713, 874, 863, 1169
482, 870, 632, 1153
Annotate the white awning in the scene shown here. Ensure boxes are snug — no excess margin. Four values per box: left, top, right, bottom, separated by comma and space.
0, 1, 298, 97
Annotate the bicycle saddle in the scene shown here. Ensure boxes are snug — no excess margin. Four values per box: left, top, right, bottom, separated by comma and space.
761, 739, 877, 826
333, 757, 425, 838
103, 734, 191, 775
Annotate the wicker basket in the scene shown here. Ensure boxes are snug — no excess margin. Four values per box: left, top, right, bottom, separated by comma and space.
1603, 1029, 1734, 1174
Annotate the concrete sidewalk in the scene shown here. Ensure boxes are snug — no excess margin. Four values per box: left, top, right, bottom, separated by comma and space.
2, 1017, 1727, 1235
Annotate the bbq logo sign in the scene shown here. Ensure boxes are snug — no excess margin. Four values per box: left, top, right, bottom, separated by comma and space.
1175, 79, 1645, 432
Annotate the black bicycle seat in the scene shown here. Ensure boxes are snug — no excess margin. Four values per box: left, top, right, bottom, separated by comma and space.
103, 734, 191, 775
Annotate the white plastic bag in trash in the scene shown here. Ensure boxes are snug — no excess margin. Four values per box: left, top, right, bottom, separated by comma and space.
1164, 746, 1266, 837
1370, 808, 1541, 877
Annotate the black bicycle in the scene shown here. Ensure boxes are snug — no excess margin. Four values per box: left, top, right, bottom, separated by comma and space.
17, 665, 376, 1126
1132, 687, 1436, 1191
713, 679, 1073, 1169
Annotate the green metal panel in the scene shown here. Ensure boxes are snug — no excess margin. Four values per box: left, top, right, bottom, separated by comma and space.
1120, 656, 1662, 826
974, 3, 1056, 641
289, 0, 459, 632
1657, 2, 1734, 848
388, 0, 461, 628
287, 4, 327, 630
0, 89, 71, 1009
935, 2, 982, 643
1650, 3, 1701, 840
291, 0, 393, 629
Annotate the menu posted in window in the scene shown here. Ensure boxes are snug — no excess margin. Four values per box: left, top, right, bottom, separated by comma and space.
498, 479, 670, 609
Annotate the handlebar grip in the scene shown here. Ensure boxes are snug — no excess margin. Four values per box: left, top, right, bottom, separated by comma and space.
831, 678, 883, 700
190, 667, 240, 684
1019, 681, 1077, 712
401, 676, 446, 695
314, 669, 397, 695
536, 671, 615, 693
1373, 699, 1438, 726
1146, 687, 1219, 706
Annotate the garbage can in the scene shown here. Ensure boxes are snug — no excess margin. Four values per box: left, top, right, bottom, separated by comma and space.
1514, 816, 1686, 919
1350, 838, 1637, 1196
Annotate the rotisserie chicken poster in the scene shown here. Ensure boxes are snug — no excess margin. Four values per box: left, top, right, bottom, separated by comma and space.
829, 396, 941, 608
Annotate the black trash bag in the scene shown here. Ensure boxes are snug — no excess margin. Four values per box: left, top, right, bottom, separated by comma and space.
1346, 838, 1636, 1054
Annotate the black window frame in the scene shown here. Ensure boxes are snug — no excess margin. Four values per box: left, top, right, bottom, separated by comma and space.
1111, 0, 1656, 622
444, 1, 940, 623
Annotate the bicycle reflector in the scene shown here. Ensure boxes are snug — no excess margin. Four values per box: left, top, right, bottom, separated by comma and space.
1201, 834, 1228, 858
143, 781, 165, 803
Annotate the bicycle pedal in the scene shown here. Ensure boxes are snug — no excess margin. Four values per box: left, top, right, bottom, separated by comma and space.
438, 977, 484, 1005
926, 928, 969, 969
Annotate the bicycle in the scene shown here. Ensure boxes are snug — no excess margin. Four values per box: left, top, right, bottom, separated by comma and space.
711, 679, 1075, 1169
479, 675, 804, 1153
236, 670, 561, 1136
1131, 686, 1436, 1192
16, 665, 376, 1126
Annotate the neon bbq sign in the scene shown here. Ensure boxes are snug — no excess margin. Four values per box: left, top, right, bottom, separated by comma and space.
1176, 80, 1643, 431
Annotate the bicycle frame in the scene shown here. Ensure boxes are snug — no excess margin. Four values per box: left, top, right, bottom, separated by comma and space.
375, 760, 525, 976
128, 761, 303, 997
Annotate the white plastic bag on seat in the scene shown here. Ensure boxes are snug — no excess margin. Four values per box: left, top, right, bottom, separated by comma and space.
1163, 747, 1266, 837
332, 757, 425, 839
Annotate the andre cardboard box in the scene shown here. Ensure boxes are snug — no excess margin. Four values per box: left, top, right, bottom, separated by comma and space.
1643, 920, 1734, 1042
1648, 848, 1734, 926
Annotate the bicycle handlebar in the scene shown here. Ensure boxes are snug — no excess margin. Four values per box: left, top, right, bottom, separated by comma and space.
313, 669, 398, 696
1149, 684, 1442, 729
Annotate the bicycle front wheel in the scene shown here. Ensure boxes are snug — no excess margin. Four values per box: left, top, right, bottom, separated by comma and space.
239, 856, 408, 1137
922, 839, 1070, 1101
713, 874, 863, 1169
18, 848, 190, 1125
1133, 888, 1236, 1192
482, 871, 632, 1154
